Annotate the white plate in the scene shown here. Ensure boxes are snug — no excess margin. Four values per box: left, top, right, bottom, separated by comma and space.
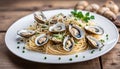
5, 9, 119, 64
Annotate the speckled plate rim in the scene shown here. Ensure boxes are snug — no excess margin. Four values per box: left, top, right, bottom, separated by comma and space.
5, 9, 119, 64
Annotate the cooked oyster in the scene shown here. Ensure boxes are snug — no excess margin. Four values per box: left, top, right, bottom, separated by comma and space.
49, 13, 64, 24
69, 24, 85, 40
17, 29, 35, 38
49, 22, 66, 33
34, 11, 47, 23
84, 26, 104, 35
63, 35, 74, 51
86, 36, 104, 49
35, 34, 49, 46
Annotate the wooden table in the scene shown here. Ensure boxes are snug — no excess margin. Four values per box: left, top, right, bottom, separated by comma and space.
0, 0, 120, 69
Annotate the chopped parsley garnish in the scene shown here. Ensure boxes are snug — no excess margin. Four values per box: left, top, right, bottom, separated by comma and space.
74, 18, 78, 21
99, 48, 102, 51
106, 38, 109, 40
17, 46, 19, 49
69, 58, 72, 61
71, 10, 95, 23
91, 50, 95, 54
17, 42, 20, 44
35, 32, 39, 36
29, 25, 32, 27
23, 47, 25, 49
44, 57, 47, 60
100, 39, 105, 43
46, 22, 49, 25
41, 25, 47, 28
83, 56, 85, 58
106, 34, 109, 37
75, 40, 78, 44
53, 34, 63, 40
22, 51, 25, 53
75, 55, 78, 58
79, 24, 82, 27
106, 34, 109, 40
58, 57, 61, 60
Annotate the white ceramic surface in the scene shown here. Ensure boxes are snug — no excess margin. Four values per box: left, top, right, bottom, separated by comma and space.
5, 9, 119, 64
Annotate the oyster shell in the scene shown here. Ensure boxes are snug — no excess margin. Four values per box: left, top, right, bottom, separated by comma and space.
63, 35, 74, 51
17, 29, 35, 38
86, 36, 104, 49
84, 26, 104, 35
49, 22, 66, 33
50, 13, 64, 24
35, 34, 49, 46
69, 24, 85, 40
34, 11, 47, 23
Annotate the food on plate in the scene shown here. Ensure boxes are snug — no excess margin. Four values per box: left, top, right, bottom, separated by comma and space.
16, 10, 105, 55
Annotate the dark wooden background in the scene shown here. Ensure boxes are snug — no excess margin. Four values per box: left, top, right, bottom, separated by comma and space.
0, 0, 120, 69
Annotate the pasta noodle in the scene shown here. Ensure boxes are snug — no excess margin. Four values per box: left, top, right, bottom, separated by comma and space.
24, 13, 100, 55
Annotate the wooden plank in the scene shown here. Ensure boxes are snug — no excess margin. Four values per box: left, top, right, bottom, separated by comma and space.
1, 11, 120, 32
0, 11, 32, 31
118, 36, 120, 43
0, 0, 76, 11
0, 0, 119, 11
101, 43, 120, 69
0, 33, 101, 69
118, 28, 120, 33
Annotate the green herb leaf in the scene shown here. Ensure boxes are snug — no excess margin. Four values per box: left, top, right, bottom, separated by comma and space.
78, 11, 83, 18
83, 17, 88, 23
75, 40, 78, 44
90, 16, 95, 19
91, 50, 95, 54
79, 24, 82, 27
71, 10, 95, 23
85, 12, 89, 16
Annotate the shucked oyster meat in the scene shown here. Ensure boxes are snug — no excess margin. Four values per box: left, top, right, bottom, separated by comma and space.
35, 34, 49, 46
17, 29, 35, 38
86, 35, 104, 49
34, 11, 47, 23
84, 26, 104, 35
63, 35, 74, 51
49, 22, 66, 33
69, 24, 85, 40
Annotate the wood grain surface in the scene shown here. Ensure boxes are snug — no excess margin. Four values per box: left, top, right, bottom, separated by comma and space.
0, 0, 120, 69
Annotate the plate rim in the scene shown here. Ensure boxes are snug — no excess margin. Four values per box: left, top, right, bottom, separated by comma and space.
5, 9, 119, 64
